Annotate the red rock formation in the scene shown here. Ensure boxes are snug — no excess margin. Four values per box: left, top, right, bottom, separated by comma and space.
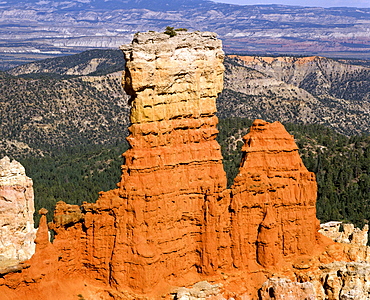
0, 31, 345, 300
108, 31, 229, 293
230, 120, 329, 270
2, 31, 230, 297
34, 208, 49, 250
256, 207, 281, 267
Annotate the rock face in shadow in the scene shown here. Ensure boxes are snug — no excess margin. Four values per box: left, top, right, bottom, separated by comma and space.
0, 156, 36, 265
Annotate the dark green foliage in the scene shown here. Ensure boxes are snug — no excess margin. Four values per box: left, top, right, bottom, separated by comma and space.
163, 26, 187, 37
217, 117, 253, 187
164, 26, 177, 37
18, 142, 128, 226
285, 123, 370, 228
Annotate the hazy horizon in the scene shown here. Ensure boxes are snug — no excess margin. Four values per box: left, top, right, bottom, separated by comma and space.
213, 0, 370, 8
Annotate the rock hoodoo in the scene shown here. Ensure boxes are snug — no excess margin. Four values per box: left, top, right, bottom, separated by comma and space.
0, 31, 358, 299
111, 31, 228, 292
230, 120, 325, 269
0, 156, 36, 265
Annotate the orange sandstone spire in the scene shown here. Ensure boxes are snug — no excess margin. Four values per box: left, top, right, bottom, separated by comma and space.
109, 31, 228, 293
230, 119, 329, 270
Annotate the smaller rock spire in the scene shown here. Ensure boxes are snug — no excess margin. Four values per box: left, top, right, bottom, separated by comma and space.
35, 208, 50, 250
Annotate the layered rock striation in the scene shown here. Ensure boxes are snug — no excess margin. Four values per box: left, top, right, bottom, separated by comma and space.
0, 156, 36, 265
110, 31, 228, 292
230, 120, 327, 269
16, 31, 230, 296
0, 31, 358, 299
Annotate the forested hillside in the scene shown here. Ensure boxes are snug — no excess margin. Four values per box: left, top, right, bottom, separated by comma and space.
218, 56, 370, 135
19, 143, 128, 225
0, 69, 129, 157
2, 50, 369, 159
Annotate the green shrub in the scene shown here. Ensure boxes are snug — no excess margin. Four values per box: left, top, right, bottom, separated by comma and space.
164, 26, 176, 37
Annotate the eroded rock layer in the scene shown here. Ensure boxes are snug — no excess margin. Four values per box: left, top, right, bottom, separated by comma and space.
230, 120, 326, 269
319, 221, 369, 246
0, 156, 35, 265
111, 31, 228, 292
46, 31, 230, 295
0, 31, 360, 300
260, 278, 316, 300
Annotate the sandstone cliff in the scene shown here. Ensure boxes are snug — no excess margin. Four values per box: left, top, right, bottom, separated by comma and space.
0, 31, 365, 300
0, 156, 36, 266
0, 31, 230, 299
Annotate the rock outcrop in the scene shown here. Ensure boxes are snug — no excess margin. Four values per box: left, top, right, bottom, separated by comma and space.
230, 119, 328, 269
320, 221, 369, 246
0, 31, 229, 298
174, 281, 222, 300
109, 31, 228, 292
228, 56, 365, 97
259, 278, 316, 300
316, 261, 370, 300
0, 156, 36, 265
0, 31, 362, 300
